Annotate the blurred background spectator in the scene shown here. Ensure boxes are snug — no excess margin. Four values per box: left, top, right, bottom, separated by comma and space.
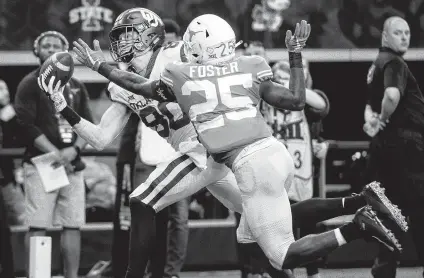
14, 30, 94, 278
0, 78, 18, 278
0, 79, 25, 226
3, 0, 424, 50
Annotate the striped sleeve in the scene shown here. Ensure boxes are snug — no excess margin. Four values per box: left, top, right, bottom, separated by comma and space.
160, 71, 174, 88
257, 68, 273, 82
254, 56, 273, 82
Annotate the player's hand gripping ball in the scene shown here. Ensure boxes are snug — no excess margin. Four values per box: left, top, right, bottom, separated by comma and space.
38, 52, 73, 112
38, 51, 74, 90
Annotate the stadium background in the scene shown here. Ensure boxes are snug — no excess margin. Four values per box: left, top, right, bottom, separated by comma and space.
1, 0, 424, 276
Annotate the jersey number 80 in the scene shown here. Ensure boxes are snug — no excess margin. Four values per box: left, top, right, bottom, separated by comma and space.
139, 103, 190, 138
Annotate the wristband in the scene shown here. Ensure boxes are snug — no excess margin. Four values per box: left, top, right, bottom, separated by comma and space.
98, 62, 114, 79
289, 52, 303, 68
60, 106, 81, 126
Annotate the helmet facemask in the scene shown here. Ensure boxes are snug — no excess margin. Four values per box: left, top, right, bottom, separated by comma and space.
109, 24, 159, 63
182, 38, 201, 64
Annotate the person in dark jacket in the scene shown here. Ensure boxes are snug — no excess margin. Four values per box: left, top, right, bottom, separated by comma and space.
364, 16, 424, 278
14, 31, 93, 278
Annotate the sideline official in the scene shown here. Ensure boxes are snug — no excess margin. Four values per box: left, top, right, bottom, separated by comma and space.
364, 16, 424, 278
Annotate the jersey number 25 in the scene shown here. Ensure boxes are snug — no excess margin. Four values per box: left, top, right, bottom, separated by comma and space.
182, 73, 257, 132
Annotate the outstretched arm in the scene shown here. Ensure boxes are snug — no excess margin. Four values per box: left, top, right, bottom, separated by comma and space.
72, 39, 157, 99
259, 57, 306, 111
98, 63, 157, 99
72, 102, 131, 150
39, 76, 131, 150
259, 20, 310, 111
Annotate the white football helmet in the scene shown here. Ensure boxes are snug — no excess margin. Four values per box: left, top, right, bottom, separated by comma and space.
183, 14, 240, 65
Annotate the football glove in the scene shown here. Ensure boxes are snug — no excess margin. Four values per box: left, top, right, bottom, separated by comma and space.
72, 39, 106, 71
38, 76, 67, 112
285, 20, 311, 52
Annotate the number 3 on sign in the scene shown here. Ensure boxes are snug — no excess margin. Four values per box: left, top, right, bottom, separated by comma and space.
181, 74, 257, 132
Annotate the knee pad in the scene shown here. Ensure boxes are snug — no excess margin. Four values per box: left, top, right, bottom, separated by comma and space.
243, 195, 294, 270
264, 241, 293, 270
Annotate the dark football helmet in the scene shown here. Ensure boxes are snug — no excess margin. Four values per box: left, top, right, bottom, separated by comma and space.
109, 8, 165, 63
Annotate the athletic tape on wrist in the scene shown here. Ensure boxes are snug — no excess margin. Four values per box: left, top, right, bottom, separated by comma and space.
289, 52, 303, 68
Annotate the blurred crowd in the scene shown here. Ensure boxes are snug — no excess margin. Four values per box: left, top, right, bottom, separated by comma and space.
2, 0, 424, 51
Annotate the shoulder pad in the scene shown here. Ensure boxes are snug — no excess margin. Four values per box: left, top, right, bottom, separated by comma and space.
161, 41, 185, 61
164, 60, 184, 72
240, 55, 267, 66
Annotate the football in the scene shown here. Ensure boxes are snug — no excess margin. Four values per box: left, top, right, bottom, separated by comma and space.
39, 51, 74, 89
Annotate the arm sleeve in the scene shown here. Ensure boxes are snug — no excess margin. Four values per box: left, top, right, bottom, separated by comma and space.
14, 76, 43, 144
76, 80, 95, 123
384, 59, 407, 96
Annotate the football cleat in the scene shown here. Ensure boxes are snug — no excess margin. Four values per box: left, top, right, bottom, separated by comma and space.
353, 206, 402, 253
357, 181, 408, 232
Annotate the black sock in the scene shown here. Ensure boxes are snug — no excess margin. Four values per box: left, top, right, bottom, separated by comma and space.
148, 208, 169, 278
239, 243, 295, 278
343, 195, 367, 214
125, 199, 156, 278
239, 243, 269, 274
291, 198, 345, 228
339, 222, 362, 243
266, 265, 294, 278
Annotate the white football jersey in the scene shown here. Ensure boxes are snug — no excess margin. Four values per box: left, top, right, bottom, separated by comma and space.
108, 41, 197, 151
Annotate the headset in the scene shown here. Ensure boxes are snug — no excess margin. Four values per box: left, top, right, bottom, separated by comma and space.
33, 31, 69, 57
